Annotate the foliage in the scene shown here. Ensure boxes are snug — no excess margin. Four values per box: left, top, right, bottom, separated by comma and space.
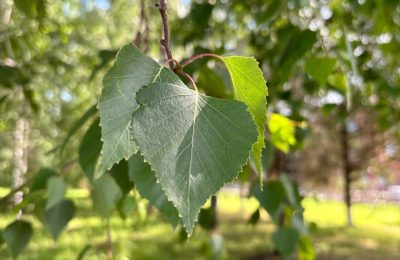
1, 0, 399, 259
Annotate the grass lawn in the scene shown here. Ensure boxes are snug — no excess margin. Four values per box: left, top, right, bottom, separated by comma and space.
0, 188, 399, 259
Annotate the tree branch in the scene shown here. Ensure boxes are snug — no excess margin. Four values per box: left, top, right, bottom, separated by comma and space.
157, 0, 175, 71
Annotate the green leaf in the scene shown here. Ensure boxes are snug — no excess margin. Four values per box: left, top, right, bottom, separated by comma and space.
98, 44, 184, 176
0, 65, 30, 88
277, 28, 317, 82
14, 0, 46, 20
298, 236, 316, 260
247, 208, 260, 225
92, 173, 123, 218
43, 199, 75, 241
60, 104, 97, 153
79, 118, 102, 182
268, 113, 296, 153
90, 49, 119, 80
328, 73, 347, 93
272, 227, 300, 259
30, 168, 56, 192
22, 88, 39, 113
130, 82, 257, 235
46, 176, 66, 210
252, 181, 286, 222
14, 0, 38, 18
2, 220, 33, 258
196, 67, 228, 98
280, 174, 302, 207
222, 56, 267, 180
0, 231, 4, 246
110, 159, 133, 196
198, 206, 217, 231
304, 57, 336, 86
128, 153, 179, 228
117, 195, 136, 219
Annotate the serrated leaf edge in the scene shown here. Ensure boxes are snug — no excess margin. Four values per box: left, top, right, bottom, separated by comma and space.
131, 86, 256, 237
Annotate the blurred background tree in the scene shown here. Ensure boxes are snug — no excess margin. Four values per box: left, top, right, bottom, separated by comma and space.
0, 0, 399, 259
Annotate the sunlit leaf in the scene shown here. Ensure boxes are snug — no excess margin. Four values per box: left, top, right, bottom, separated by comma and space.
268, 114, 296, 153
223, 56, 268, 180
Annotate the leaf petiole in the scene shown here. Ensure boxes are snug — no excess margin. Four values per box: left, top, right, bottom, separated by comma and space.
181, 53, 223, 68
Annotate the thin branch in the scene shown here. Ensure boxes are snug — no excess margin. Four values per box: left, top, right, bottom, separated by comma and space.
178, 70, 197, 91
157, 0, 175, 70
181, 53, 223, 68
105, 218, 113, 259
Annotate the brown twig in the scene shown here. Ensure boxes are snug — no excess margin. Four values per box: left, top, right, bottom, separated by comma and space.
178, 70, 197, 91
181, 53, 223, 68
157, 0, 175, 71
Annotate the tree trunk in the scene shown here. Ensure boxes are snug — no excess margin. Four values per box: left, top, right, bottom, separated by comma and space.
12, 115, 29, 208
340, 121, 352, 227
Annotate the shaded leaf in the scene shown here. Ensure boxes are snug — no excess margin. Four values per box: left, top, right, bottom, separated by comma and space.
117, 195, 136, 219
79, 118, 102, 182
196, 67, 228, 98
280, 174, 302, 207
14, 0, 46, 20
92, 173, 123, 218
90, 49, 118, 80
110, 159, 133, 196
128, 153, 179, 228
2, 220, 33, 258
43, 199, 75, 241
0, 65, 30, 88
198, 206, 217, 231
247, 208, 260, 226
60, 104, 98, 153
45, 176, 66, 210
252, 181, 286, 221
130, 82, 257, 235
98, 44, 184, 176
272, 227, 300, 259
22, 88, 39, 113
30, 168, 56, 192
0, 231, 3, 246
223, 56, 267, 180
276, 28, 317, 82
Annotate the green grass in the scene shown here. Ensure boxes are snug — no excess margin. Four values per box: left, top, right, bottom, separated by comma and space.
0, 189, 399, 259
303, 197, 400, 260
